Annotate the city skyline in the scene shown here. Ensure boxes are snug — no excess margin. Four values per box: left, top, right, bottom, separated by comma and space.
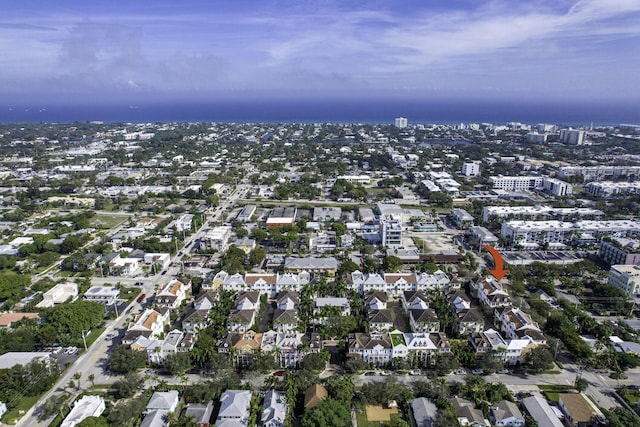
1, 0, 640, 104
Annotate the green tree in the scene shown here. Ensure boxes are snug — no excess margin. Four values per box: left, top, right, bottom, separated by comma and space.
574, 376, 588, 392
324, 375, 355, 403
300, 398, 351, 427
111, 372, 144, 399
382, 255, 403, 272
248, 247, 266, 267
303, 352, 329, 372
164, 352, 193, 376
0, 272, 30, 300
108, 345, 147, 374
526, 347, 554, 374
77, 416, 110, 427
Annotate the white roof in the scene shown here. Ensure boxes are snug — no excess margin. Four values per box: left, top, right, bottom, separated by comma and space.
0, 352, 51, 369
61, 396, 105, 427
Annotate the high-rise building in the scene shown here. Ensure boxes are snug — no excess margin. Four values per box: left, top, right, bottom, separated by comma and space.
394, 117, 408, 128
461, 161, 481, 177
559, 129, 585, 145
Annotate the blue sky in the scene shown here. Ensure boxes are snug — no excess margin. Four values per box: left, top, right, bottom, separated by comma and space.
2, 0, 640, 103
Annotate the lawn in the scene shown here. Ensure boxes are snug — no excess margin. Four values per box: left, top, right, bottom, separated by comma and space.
90, 213, 131, 229
538, 384, 574, 403
83, 327, 106, 349
2, 395, 41, 425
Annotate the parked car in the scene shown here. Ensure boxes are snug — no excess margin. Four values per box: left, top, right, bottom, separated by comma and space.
409, 370, 422, 376
497, 369, 510, 374
273, 371, 286, 377
379, 371, 392, 376
471, 369, 485, 375
137, 293, 146, 303
454, 369, 467, 375
364, 372, 377, 376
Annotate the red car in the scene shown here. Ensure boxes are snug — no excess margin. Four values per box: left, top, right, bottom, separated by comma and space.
273, 371, 287, 377
137, 293, 146, 303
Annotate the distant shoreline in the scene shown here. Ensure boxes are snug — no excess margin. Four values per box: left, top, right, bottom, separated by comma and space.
0, 99, 638, 126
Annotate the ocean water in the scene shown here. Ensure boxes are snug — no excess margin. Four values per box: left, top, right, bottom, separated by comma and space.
0, 98, 638, 126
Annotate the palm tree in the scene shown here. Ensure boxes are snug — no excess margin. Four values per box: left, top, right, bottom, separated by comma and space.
73, 372, 82, 390
88, 374, 95, 387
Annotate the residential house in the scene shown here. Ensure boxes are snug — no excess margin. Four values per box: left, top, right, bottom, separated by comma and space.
146, 390, 179, 413
364, 291, 388, 310
0, 312, 39, 329
156, 278, 190, 309
450, 397, 490, 427
347, 333, 392, 366
36, 283, 79, 308
262, 390, 288, 427
304, 384, 327, 410
410, 397, 438, 427
216, 390, 252, 427
496, 307, 545, 344
275, 331, 307, 368
558, 393, 605, 427
402, 291, 430, 312
227, 292, 260, 333
409, 309, 440, 333
472, 277, 511, 309
108, 255, 140, 277
505, 338, 536, 365
314, 297, 350, 323
457, 308, 485, 334
219, 331, 263, 366
182, 401, 214, 427
273, 292, 299, 332
368, 310, 394, 333
234, 237, 256, 254
449, 290, 471, 314
469, 329, 507, 357
123, 308, 170, 344
491, 400, 525, 427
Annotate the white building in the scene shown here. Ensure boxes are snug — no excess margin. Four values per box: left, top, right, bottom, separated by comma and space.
36, 283, 79, 308
144, 253, 171, 270
608, 264, 640, 296
216, 390, 252, 427
489, 175, 543, 192
585, 181, 640, 198
558, 165, 640, 181
175, 214, 194, 232
83, 286, 119, 305
61, 396, 106, 427
262, 390, 288, 427
481, 206, 603, 222
461, 161, 481, 177
501, 220, 640, 247
380, 215, 403, 249
200, 226, 232, 251
541, 177, 572, 196
395, 117, 408, 128
236, 204, 257, 222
